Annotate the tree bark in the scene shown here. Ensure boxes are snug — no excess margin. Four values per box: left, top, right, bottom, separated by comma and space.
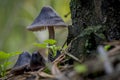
67, 0, 102, 59
67, 0, 120, 60
101, 0, 120, 41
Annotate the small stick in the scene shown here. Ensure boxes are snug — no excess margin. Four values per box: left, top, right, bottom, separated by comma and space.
64, 51, 82, 63
64, 12, 71, 18
61, 39, 67, 51
108, 46, 120, 57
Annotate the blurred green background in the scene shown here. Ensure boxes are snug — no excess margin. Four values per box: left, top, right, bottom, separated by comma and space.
0, 0, 71, 53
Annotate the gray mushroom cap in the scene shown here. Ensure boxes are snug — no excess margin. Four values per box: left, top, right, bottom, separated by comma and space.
27, 6, 67, 31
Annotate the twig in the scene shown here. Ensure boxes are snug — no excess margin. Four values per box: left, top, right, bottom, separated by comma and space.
108, 45, 120, 57
64, 51, 82, 63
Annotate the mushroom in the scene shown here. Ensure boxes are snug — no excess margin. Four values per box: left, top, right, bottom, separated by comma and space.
11, 51, 31, 74
27, 6, 67, 39
30, 51, 45, 71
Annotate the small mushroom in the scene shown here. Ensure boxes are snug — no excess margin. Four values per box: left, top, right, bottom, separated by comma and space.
11, 51, 31, 74
27, 6, 67, 39
30, 51, 45, 71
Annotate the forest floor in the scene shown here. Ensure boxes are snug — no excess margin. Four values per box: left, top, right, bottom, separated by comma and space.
0, 40, 120, 80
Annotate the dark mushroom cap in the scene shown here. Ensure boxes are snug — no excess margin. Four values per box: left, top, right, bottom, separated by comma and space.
27, 6, 67, 31
11, 51, 31, 74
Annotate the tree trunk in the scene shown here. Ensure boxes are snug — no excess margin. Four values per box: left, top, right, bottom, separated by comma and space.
101, 0, 120, 40
67, 0, 120, 60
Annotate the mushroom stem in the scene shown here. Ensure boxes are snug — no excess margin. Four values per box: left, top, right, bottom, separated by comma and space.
48, 26, 55, 39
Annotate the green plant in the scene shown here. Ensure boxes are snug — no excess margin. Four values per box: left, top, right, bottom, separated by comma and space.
74, 63, 87, 73
0, 51, 21, 77
34, 39, 61, 57
0, 62, 11, 77
104, 45, 111, 51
